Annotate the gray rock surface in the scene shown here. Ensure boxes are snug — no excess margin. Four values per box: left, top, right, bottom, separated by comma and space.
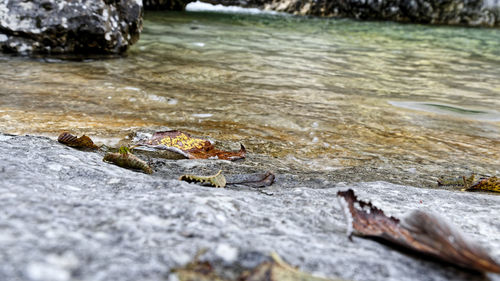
259, 0, 500, 26
0, 0, 143, 55
1, 132, 500, 281
157, 0, 500, 27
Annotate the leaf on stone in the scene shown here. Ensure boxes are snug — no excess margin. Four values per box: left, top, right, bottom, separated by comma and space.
240, 252, 338, 281
172, 252, 340, 281
180, 170, 226, 188
172, 259, 226, 281
58, 132, 99, 150
136, 130, 245, 160
437, 174, 475, 188
463, 176, 500, 193
437, 174, 500, 193
337, 189, 500, 273
227, 171, 275, 188
103, 147, 152, 174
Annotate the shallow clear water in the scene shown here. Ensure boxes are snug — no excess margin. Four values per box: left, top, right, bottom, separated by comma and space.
1, 11, 499, 179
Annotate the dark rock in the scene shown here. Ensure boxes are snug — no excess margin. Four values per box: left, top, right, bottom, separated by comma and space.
258, 0, 500, 26
144, 0, 192, 10
198, 0, 254, 6
0, 0, 143, 55
155, 0, 500, 27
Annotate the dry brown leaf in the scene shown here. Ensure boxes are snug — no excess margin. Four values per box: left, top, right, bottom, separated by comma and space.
103, 147, 152, 174
240, 252, 339, 281
137, 130, 245, 160
227, 171, 275, 188
437, 174, 500, 193
437, 174, 475, 188
465, 176, 500, 193
173, 259, 226, 281
172, 252, 341, 281
58, 132, 99, 150
337, 189, 500, 273
179, 170, 227, 188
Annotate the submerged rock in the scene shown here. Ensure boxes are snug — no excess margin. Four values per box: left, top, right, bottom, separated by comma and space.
0, 0, 143, 55
1, 132, 500, 281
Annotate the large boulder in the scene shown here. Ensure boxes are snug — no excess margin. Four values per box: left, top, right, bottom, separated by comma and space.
0, 0, 143, 55
261, 0, 500, 26
149, 0, 500, 27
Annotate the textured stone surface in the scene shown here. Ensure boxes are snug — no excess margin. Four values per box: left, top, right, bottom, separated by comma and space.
181, 0, 500, 27
260, 0, 500, 26
1, 132, 500, 281
0, 0, 143, 55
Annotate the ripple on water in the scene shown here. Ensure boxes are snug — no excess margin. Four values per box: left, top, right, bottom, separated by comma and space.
388, 101, 500, 122
1, 11, 499, 179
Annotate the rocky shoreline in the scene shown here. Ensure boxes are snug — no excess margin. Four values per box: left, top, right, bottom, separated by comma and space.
152, 0, 500, 27
1, 0, 499, 56
1, 132, 499, 281
261, 0, 500, 26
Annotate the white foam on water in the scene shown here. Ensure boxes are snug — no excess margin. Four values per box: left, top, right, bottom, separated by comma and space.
186, 1, 282, 15
148, 94, 167, 102
123, 86, 141, 91
192, 113, 213, 118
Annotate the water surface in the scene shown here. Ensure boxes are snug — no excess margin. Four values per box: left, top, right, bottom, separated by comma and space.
1, 11, 499, 184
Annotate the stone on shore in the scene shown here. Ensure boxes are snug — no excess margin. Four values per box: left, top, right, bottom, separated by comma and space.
0, 0, 143, 55
1, 132, 500, 281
